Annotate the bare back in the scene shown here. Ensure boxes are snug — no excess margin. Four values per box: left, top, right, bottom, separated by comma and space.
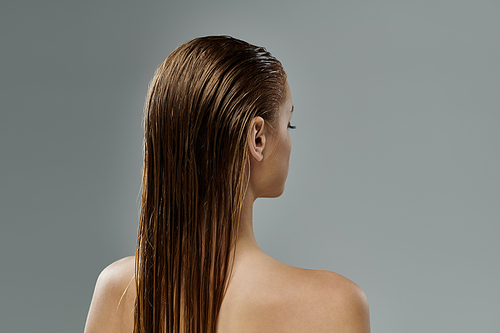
84, 249, 369, 333
218, 243, 370, 333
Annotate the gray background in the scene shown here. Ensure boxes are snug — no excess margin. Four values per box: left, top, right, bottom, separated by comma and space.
1, 0, 499, 332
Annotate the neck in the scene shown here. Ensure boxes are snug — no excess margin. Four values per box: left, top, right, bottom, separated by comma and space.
235, 189, 260, 252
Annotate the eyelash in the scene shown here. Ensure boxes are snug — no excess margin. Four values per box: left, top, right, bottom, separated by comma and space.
287, 123, 296, 130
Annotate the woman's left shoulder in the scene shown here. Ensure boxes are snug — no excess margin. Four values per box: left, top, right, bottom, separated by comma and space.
84, 256, 136, 333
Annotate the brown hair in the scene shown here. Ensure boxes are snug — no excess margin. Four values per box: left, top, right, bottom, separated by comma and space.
134, 36, 286, 333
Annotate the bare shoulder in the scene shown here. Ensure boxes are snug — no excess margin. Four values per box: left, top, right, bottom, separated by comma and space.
275, 267, 370, 333
306, 269, 370, 333
221, 261, 370, 333
84, 256, 136, 333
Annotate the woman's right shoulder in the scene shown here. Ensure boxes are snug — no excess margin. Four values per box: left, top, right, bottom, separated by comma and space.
269, 268, 369, 333
229, 266, 370, 333
84, 256, 136, 333
307, 269, 370, 331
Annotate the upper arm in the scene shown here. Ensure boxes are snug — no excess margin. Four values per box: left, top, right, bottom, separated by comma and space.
84, 257, 135, 333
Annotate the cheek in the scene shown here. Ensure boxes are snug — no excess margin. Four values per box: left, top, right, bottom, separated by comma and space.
280, 135, 292, 176
285, 134, 292, 158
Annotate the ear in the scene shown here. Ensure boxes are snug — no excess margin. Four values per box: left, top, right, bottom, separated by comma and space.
247, 116, 266, 162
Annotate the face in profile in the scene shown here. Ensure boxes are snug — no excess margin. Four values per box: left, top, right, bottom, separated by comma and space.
260, 80, 294, 198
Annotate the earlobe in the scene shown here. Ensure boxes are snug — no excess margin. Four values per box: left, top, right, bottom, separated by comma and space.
248, 117, 266, 162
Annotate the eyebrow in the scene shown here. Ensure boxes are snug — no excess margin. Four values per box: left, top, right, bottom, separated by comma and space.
291, 105, 294, 113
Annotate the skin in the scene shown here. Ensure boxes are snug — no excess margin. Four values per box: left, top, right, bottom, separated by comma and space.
84, 80, 370, 333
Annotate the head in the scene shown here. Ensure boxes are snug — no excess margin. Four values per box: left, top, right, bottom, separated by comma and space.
135, 36, 288, 333
246, 80, 293, 199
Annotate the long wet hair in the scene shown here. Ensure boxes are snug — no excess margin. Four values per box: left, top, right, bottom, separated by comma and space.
134, 36, 287, 333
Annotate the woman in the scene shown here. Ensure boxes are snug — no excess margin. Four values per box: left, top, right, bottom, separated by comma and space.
84, 36, 370, 333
